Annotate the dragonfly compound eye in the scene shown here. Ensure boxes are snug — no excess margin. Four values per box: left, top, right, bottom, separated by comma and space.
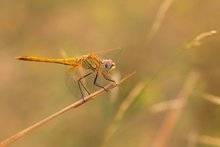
102, 59, 116, 71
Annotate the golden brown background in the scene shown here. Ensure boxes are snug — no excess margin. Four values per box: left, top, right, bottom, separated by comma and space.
0, 0, 220, 147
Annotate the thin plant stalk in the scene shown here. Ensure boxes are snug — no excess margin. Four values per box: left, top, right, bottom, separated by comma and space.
101, 82, 145, 146
151, 71, 200, 147
188, 133, 220, 147
0, 72, 135, 147
147, 0, 175, 42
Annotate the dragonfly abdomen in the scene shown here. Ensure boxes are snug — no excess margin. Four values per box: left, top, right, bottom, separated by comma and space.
16, 56, 78, 66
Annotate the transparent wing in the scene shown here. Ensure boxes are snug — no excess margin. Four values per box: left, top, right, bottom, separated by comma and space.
65, 65, 90, 100
61, 49, 91, 99
65, 66, 80, 99
60, 47, 123, 60
93, 47, 123, 60
61, 48, 122, 100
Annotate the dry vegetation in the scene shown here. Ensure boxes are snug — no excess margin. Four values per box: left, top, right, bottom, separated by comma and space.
0, 0, 220, 147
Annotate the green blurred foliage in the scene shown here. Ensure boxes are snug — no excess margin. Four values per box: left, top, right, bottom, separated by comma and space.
0, 0, 220, 147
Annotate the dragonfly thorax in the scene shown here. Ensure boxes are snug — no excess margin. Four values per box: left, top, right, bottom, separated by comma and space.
80, 54, 115, 73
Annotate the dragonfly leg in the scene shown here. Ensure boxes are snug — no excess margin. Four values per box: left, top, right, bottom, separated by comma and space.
78, 72, 92, 101
103, 74, 117, 85
93, 72, 108, 92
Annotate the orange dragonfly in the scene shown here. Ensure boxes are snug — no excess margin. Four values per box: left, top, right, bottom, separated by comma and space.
16, 49, 118, 101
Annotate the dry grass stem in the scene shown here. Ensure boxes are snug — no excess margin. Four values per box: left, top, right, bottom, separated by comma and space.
150, 99, 184, 113
101, 82, 146, 147
197, 135, 220, 146
186, 30, 218, 49
187, 131, 198, 147
151, 71, 200, 147
147, 0, 174, 41
144, 30, 217, 94
188, 133, 220, 146
200, 93, 220, 105
0, 72, 135, 147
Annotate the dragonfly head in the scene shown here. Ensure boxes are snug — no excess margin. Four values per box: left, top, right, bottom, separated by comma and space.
101, 59, 116, 72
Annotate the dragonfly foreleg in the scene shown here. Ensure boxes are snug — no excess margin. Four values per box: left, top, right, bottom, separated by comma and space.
93, 72, 108, 92
103, 74, 117, 85
78, 72, 92, 100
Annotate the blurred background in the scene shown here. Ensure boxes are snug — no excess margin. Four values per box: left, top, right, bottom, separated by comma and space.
0, 0, 220, 147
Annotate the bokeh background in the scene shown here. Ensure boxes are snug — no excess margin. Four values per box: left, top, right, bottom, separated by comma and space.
0, 0, 220, 147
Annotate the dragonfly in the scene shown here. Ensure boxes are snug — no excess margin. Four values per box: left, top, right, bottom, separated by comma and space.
16, 49, 118, 101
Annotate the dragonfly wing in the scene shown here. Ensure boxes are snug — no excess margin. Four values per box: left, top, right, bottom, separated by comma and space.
93, 47, 123, 60
66, 64, 90, 99
65, 66, 79, 99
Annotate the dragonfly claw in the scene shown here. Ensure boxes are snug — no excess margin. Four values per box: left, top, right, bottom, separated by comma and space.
103, 87, 108, 92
